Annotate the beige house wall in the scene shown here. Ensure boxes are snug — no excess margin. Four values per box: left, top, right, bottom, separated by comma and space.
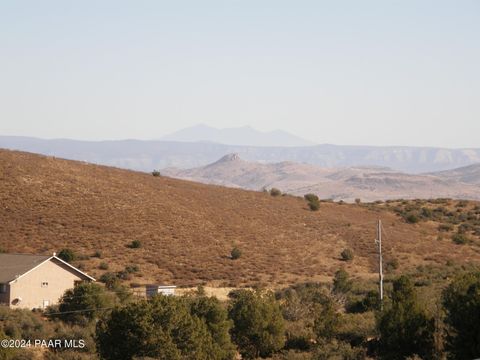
8, 259, 86, 309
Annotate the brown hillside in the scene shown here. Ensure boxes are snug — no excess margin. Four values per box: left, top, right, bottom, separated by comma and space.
1, 149, 479, 287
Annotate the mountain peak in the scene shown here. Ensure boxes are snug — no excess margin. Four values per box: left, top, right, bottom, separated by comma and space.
161, 124, 314, 147
217, 153, 242, 163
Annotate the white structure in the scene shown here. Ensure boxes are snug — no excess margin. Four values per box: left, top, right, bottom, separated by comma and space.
146, 285, 176, 298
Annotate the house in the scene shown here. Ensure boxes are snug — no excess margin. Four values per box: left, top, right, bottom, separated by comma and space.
146, 285, 177, 298
0, 253, 95, 309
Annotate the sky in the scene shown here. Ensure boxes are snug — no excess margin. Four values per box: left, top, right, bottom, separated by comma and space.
0, 0, 479, 148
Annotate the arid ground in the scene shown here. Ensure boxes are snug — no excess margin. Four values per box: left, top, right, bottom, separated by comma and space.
1, 149, 479, 288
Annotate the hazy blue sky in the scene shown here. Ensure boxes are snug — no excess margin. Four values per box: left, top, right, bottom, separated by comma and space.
1, 1, 479, 147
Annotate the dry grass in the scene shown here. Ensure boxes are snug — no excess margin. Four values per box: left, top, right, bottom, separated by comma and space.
1, 149, 479, 288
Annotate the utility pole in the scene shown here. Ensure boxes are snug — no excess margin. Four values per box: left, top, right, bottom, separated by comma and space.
375, 219, 384, 307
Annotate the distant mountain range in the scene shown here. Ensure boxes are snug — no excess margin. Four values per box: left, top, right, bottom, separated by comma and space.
161, 124, 314, 147
163, 154, 480, 202
1, 125, 480, 174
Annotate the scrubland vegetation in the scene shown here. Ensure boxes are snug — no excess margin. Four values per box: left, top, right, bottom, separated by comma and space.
304, 194, 320, 211
381, 198, 480, 247
1, 264, 480, 360
2, 151, 480, 359
3, 150, 480, 289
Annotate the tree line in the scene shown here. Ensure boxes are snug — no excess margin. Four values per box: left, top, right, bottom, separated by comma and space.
1, 271, 480, 359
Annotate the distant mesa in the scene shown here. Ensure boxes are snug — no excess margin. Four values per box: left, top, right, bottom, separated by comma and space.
1, 133, 480, 174
216, 153, 242, 162
162, 154, 480, 203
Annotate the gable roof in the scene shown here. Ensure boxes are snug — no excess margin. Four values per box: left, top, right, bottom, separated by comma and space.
0, 253, 95, 283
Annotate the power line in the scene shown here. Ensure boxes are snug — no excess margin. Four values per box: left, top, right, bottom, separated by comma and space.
57, 289, 136, 300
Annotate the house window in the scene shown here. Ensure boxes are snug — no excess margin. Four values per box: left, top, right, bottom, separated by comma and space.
0, 284, 6, 293
42, 300, 50, 308
41, 282, 48, 288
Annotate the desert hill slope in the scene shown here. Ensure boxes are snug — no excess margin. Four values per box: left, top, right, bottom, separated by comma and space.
163, 154, 480, 202
432, 163, 480, 186
1, 149, 479, 287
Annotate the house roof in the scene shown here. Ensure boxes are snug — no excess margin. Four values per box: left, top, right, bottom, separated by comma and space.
0, 253, 95, 283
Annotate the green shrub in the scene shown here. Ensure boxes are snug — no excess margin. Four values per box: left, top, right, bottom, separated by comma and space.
336, 312, 376, 345
420, 207, 433, 218
125, 265, 139, 273
57, 248, 76, 263
377, 276, 435, 360
55, 283, 116, 325
452, 233, 469, 245
99, 262, 109, 270
276, 283, 332, 320
308, 199, 320, 211
405, 213, 419, 224
348, 290, 380, 313
458, 223, 473, 234
385, 258, 399, 272
196, 285, 207, 297
313, 300, 340, 341
333, 269, 352, 294
229, 290, 285, 359
116, 270, 132, 281
340, 249, 354, 262
99, 272, 121, 290
97, 295, 228, 360
442, 271, 480, 360
438, 223, 453, 232
285, 333, 313, 352
231, 247, 242, 260
48, 322, 98, 358
151, 170, 161, 177
313, 339, 366, 360
304, 193, 319, 203
188, 296, 236, 359
270, 188, 282, 197
0, 307, 54, 340
282, 313, 315, 351
304, 193, 320, 211
127, 240, 142, 249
